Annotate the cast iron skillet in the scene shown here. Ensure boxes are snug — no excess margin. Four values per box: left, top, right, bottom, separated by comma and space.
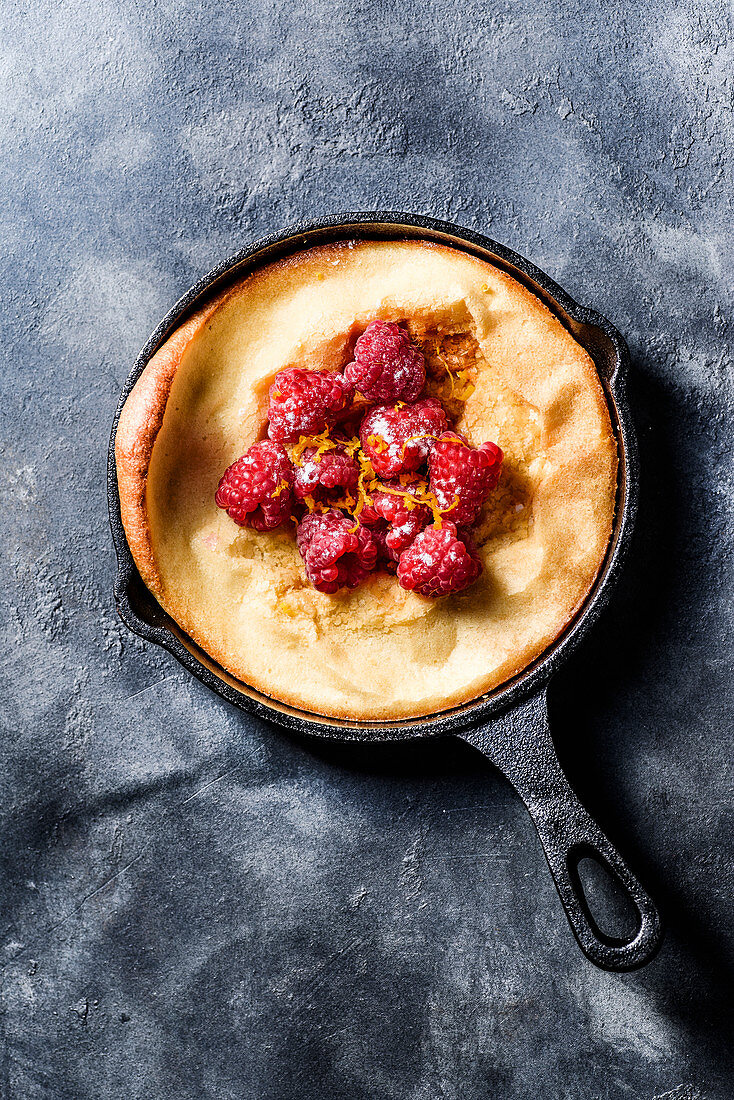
108, 213, 663, 971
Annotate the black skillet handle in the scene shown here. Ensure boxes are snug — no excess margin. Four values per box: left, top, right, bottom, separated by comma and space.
459, 689, 662, 971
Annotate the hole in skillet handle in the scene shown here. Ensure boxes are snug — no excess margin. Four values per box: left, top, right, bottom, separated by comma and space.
570, 847, 643, 945
554, 829, 663, 971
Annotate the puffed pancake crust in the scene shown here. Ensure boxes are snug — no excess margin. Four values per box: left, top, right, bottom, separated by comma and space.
116, 240, 617, 720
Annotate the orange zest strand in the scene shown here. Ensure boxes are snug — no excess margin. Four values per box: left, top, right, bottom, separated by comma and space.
399, 432, 432, 459
353, 450, 377, 518
423, 491, 447, 528
291, 429, 337, 466
366, 433, 387, 454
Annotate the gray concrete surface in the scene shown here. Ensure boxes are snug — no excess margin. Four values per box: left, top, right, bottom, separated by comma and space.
1, 1, 732, 1097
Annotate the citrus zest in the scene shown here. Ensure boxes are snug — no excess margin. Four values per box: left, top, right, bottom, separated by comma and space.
366, 433, 387, 454
399, 431, 433, 459
291, 429, 338, 466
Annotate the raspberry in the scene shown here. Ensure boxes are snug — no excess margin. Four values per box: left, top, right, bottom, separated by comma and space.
296, 510, 378, 593
397, 522, 482, 598
293, 443, 359, 503
345, 320, 425, 403
358, 480, 431, 554
215, 441, 294, 532
370, 523, 398, 572
360, 398, 449, 477
428, 433, 503, 525
267, 369, 354, 443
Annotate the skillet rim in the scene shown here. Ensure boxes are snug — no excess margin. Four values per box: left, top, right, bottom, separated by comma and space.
107, 211, 637, 742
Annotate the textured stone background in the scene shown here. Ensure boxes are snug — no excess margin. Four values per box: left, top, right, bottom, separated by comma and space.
1, 0, 732, 1097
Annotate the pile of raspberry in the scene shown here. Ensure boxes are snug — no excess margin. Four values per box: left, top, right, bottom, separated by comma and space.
215, 320, 503, 598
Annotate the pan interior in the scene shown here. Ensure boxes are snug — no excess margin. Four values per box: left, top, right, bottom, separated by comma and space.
111, 217, 634, 741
